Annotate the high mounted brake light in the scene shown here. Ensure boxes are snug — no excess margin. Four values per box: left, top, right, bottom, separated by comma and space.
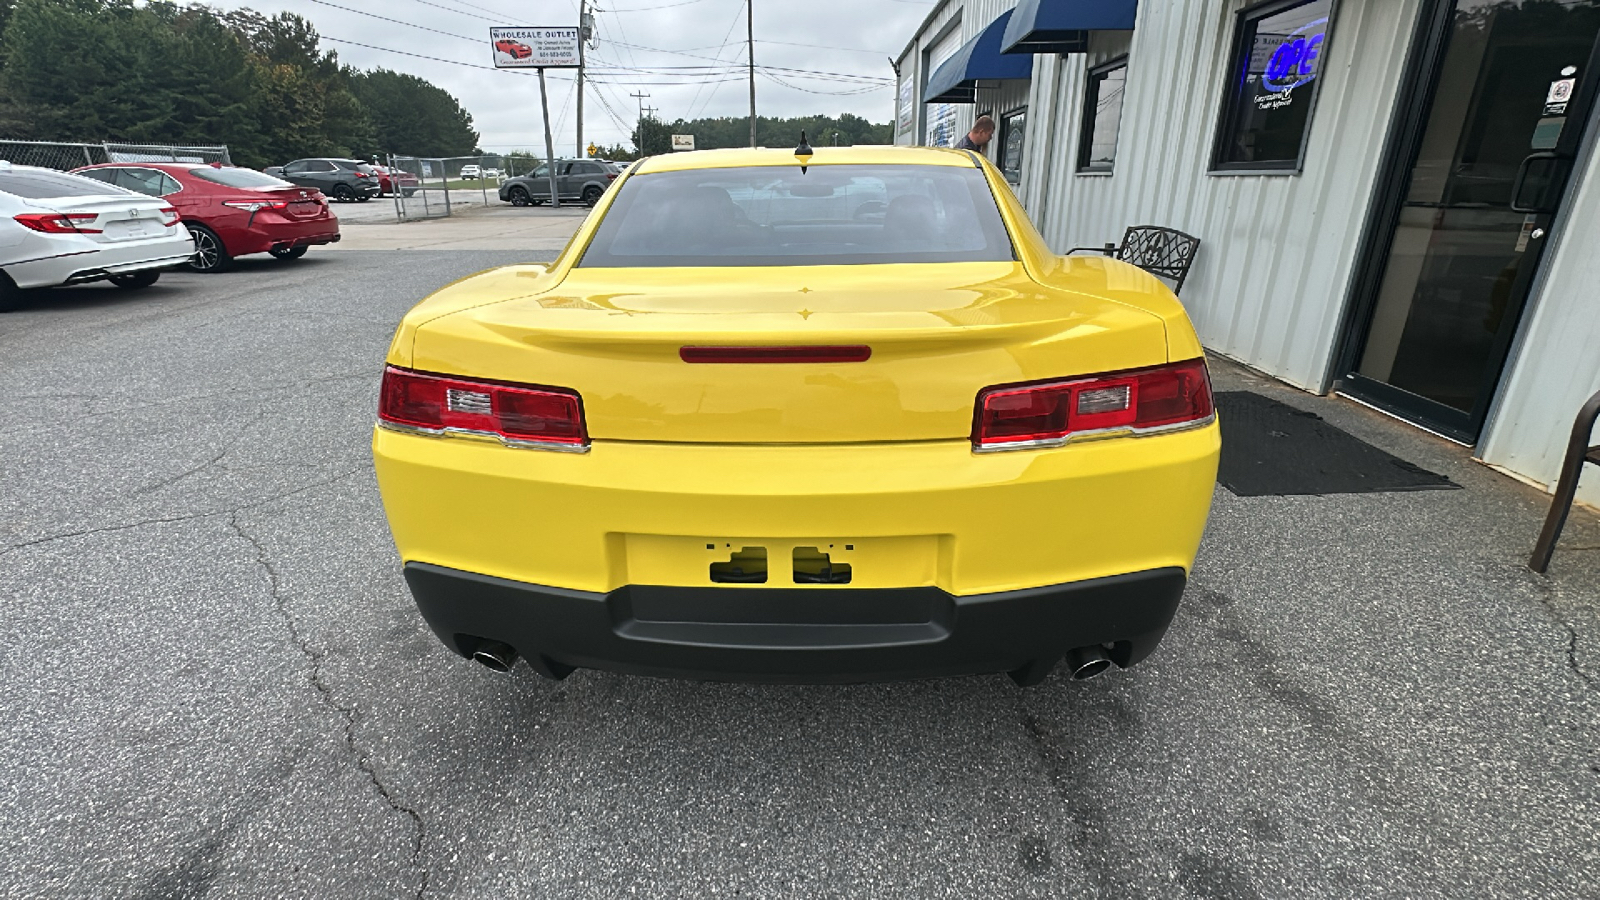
680, 345, 871, 363
378, 366, 588, 452
972, 359, 1213, 451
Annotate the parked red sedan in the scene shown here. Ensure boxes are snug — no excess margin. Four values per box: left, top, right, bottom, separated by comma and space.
371, 165, 419, 197
71, 163, 340, 272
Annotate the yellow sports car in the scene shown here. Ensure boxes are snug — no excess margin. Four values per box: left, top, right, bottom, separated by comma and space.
373, 144, 1219, 686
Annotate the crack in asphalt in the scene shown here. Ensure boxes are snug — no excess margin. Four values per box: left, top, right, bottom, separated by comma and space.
0, 511, 231, 560
227, 511, 430, 899
0, 465, 370, 561
1522, 566, 1598, 691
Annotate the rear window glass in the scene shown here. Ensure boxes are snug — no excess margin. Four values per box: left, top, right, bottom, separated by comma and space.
0, 168, 131, 199
578, 164, 1015, 267
190, 167, 294, 189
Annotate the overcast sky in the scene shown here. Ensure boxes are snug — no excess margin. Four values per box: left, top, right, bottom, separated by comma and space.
212, 0, 934, 152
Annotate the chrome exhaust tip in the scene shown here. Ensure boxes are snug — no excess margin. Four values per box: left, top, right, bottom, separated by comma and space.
471, 640, 519, 673
1065, 645, 1114, 681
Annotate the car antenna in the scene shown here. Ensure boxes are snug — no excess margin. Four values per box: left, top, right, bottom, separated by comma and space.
795, 131, 813, 174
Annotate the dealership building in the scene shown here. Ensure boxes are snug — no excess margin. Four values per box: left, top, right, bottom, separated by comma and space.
894, 0, 1600, 507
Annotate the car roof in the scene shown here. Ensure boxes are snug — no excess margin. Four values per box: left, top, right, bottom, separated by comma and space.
631, 145, 975, 175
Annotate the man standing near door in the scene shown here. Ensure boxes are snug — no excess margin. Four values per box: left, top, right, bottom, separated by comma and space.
954, 115, 996, 152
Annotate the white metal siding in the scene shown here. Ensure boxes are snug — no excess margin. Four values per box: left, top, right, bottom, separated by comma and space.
1019, 0, 1423, 392
896, 0, 1029, 150
1478, 131, 1600, 507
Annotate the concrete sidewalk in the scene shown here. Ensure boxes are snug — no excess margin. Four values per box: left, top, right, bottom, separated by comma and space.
1209, 356, 1600, 676
330, 204, 587, 254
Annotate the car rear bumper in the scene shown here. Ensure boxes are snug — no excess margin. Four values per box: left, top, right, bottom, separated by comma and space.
404, 561, 1187, 683
374, 423, 1220, 681
226, 219, 341, 257
5, 232, 195, 288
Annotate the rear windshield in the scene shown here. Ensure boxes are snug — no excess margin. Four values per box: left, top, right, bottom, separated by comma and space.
189, 167, 294, 189
577, 164, 1015, 267
0, 168, 130, 199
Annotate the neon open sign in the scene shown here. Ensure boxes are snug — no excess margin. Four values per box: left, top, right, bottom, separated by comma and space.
1262, 18, 1328, 92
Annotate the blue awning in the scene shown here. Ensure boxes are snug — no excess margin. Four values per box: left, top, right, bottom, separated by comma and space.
1001, 0, 1138, 55
923, 10, 1035, 104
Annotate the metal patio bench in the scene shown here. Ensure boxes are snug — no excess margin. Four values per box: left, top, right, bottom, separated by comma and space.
1068, 225, 1202, 295
1529, 386, 1600, 573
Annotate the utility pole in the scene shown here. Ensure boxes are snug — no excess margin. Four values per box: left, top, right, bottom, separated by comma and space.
746, 0, 756, 147
577, 1, 591, 157
630, 90, 651, 152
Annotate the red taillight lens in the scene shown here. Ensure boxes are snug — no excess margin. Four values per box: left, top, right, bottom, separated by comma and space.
222, 200, 289, 212
606, 172, 617, 180
355, 171, 369, 178
378, 366, 587, 449
14, 212, 100, 234
973, 359, 1212, 450
159, 206, 181, 226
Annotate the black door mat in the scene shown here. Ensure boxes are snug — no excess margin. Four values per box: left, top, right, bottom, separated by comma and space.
1215, 391, 1459, 497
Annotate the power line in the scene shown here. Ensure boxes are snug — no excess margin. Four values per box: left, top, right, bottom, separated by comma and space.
308, 0, 480, 43
404, 0, 500, 22
600, 0, 712, 11
758, 39, 892, 56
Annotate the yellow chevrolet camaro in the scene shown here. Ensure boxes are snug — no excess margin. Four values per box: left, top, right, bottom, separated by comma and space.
373, 144, 1219, 686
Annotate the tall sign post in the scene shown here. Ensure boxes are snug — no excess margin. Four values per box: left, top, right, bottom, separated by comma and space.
490, 26, 581, 208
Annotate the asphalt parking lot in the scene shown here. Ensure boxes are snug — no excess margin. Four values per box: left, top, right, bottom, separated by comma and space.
1, 241, 1597, 899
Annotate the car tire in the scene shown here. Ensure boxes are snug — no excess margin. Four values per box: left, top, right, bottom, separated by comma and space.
582, 185, 604, 207
333, 184, 355, 202
403, 189, 417, 198
269, 246, 308, 261
0, 272, 21, 313
186, 224, 231, 273
508, 186, 532, 207
109, 270, 161, 289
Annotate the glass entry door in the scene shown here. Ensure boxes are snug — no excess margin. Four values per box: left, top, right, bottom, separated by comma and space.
1339, 0, 1600, 441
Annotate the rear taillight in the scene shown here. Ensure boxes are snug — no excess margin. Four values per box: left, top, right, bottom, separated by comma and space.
14, 212, 101, 234
972, 359, 1213, 451
606, 172, 617, 180
378, 366, 587, 451
355, 171, 370, 178
159, 206, 181, 227
222, 200, 289, 212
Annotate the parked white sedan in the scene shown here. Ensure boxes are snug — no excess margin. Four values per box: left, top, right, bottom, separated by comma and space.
0, 162, 195, 311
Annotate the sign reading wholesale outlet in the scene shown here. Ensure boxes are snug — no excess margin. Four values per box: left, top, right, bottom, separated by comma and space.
490, 27, 581, 69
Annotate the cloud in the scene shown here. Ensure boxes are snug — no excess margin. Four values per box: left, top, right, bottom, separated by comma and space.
215, 0, 930, 151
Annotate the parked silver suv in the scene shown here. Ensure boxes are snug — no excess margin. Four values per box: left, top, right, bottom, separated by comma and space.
499, 159, 619, 207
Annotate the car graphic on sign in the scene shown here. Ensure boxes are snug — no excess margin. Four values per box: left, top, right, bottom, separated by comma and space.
495, 39, 532, 59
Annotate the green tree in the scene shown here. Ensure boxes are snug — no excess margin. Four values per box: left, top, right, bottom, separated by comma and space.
632, 115, 672, 155
0, 1, 483, 167
350, 68, 479, 157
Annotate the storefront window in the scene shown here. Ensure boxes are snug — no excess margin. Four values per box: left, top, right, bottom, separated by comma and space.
1078, 58, 1128, 172
1000, 108, 1027, 183
1213, 0, 1334, 171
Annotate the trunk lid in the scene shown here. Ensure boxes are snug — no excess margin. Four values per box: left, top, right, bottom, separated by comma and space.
251, 185, 329, 220
408, 262, 1172, 444
27, 195, 176, 244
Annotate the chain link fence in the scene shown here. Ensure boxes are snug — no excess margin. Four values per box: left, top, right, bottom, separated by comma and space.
0, 139, 232, 171
386, 154, 547, 221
